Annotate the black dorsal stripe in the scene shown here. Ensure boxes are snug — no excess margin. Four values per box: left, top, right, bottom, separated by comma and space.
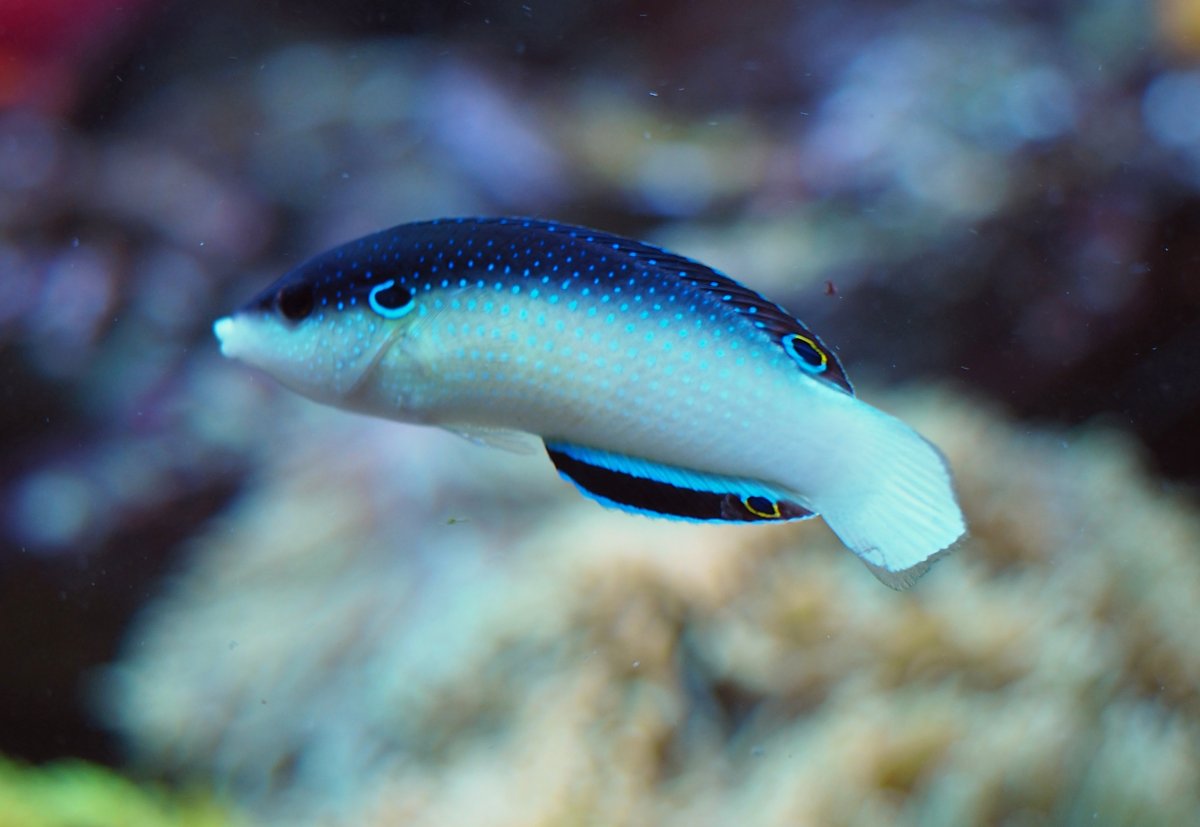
546, 447, 814, 524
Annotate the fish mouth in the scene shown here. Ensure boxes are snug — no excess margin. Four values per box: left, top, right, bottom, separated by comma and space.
212, 316, 238, 357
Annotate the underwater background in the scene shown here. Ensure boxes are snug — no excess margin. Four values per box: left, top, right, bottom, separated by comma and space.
2, 0, 1200, 824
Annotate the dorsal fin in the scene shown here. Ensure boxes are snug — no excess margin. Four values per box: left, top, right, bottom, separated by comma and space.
545, 441, 816, 524
546, 221, 854, 395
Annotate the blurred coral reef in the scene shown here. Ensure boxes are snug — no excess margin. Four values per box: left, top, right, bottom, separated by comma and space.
0, 0, 156, 114
1158, 0, 1200, 55
2, 0, 1200, 824
102, 389, 1200, 825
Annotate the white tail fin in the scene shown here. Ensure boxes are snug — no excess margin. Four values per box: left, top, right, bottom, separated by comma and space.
808, 402, 966, 589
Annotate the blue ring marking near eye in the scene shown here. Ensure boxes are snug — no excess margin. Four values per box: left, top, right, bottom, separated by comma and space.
782, 333, 828, 373
368, 279, 415, 319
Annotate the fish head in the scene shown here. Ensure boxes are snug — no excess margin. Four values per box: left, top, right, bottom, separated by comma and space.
213, 257, 422, 412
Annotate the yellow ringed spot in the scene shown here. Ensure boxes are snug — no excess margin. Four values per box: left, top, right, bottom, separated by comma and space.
742, 496, 782, 519
783, 333, 828, 374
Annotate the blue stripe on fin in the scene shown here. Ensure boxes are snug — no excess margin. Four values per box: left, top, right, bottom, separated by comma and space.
545, 442, 816, 524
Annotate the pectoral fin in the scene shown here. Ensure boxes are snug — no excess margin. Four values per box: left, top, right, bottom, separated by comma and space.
442, 424, 542, 454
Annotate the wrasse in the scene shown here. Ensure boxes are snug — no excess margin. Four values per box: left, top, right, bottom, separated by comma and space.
214, 217, 966, 588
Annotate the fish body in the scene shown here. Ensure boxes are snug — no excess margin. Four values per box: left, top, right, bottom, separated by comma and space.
215, 217, 966, 588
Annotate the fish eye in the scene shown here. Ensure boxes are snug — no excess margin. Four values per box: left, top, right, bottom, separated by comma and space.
783, 333, 828, 374
275, 283, 315, 323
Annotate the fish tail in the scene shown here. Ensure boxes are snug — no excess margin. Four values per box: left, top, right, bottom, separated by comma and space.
806, 404, 966, 589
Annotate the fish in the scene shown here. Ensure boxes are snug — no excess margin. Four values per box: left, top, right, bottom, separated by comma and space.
213, 217, 966, 588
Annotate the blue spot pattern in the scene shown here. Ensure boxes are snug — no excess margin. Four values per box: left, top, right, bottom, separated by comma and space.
243, 217, 854, 396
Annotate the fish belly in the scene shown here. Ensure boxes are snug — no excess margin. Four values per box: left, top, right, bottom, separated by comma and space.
392, 288, 818, 485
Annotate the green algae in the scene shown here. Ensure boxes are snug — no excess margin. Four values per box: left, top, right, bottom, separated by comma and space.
0, 756, 241, 827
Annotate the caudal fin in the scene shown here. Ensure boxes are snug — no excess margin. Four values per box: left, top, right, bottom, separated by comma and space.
810, 403, 966, 590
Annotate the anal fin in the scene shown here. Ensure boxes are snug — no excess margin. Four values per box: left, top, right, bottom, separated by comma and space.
545, 441, 814, 524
